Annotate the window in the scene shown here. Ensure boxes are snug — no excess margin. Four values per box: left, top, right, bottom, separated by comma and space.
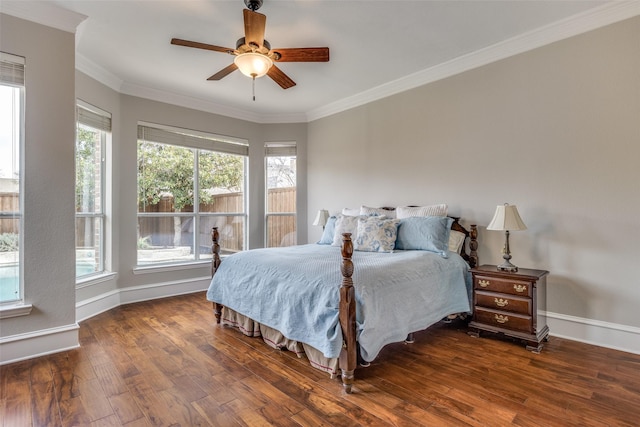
265, 143, 296, 247
75, 103, 110, 279
137, 124, 248, 265
0, 52, 25, 304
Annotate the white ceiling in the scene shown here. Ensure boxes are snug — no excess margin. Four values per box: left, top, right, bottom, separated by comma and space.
3, 1, 639, 123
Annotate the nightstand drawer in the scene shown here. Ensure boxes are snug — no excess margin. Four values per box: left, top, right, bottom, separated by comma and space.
473, 307, 532, 333
474, 275, 532, 297
475, 291, 531, 315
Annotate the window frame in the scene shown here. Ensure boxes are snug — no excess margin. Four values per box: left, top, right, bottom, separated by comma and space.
75, 101, 110, 281
0, 52, 25, 306
136, 123, 249, 267
265, 143, 297, 248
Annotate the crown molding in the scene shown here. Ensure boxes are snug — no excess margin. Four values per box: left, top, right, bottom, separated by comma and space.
119, 80, 307, 124
76, 54, 124, 92
0, 0, 87, 33
306, 0, 640, 122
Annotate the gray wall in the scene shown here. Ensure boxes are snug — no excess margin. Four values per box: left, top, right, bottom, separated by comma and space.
308, 17, 640, 328
0, 14, 77, 337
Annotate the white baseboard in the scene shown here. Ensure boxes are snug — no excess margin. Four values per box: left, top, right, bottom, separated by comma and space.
543, 311, 640, 355
0, 323, 80, 365
118, 276, 210, 306
1, 277, 210, 365
76, 276, 211, 322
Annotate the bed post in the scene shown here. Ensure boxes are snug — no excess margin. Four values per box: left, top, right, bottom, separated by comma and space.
339, 232, 357, 393
469, 224, 478, 268
211, 227, 223, 324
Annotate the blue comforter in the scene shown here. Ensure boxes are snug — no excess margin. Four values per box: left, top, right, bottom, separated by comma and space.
206, 244, 471, 362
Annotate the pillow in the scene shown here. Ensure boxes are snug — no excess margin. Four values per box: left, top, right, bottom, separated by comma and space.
448, 230, 466, 254
396, 204, 448, 219
317, 216, 337, 245
395, 216, 454, 257
355, 217, 400, 253
360, 205, 396, 218
341, 207, 360, 216
331, 214, 363, 246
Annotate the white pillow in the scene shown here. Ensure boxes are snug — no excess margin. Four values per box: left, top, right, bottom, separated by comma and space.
396, 204, 448, 219
355, 217, 400, 253
360, 205, 396, 218
341, 207, 360, 216
448, 230, 466, 254
332, 214, 363, 246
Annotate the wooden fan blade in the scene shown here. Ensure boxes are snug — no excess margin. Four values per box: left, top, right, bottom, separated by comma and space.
243, 9, 266, 48
267, 65, 296, 89
271, 47, 329, 62
171, 38, 232, 54
207, 63, 238, 81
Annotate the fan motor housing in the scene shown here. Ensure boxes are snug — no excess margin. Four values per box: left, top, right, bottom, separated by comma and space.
244, 0, 263, 11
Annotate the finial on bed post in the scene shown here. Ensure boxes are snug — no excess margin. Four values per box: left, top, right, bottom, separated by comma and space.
469, 225, 478, 268
339, 232, 357, 393
211, 227, 223, 324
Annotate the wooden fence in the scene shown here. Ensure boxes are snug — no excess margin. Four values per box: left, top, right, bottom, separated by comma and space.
137, 187, 296, 252
0, 187, 296, 250
0, 193, 19, 235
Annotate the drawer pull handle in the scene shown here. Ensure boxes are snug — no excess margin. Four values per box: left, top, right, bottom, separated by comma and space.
495, 298, 509, 307
479, 280, 490, 288
513, 284, 527, 293
495, 314, 509, 324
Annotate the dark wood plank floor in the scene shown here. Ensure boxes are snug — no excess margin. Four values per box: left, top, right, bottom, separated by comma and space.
2, 291, 639, 426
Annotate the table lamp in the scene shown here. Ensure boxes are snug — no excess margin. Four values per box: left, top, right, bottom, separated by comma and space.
487, 203, 527, 272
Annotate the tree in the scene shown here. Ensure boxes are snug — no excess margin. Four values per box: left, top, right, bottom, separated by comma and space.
75, 126, 99, 212
137, 141, 243, 211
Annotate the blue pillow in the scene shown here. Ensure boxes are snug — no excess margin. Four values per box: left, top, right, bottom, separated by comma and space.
395, 216, 453, 257
317, 216, 337, 244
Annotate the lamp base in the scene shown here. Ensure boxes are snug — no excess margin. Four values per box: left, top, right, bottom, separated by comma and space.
497, 260, 518, 272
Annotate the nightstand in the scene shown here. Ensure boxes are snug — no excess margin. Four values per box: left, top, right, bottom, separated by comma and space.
468, 265, 549, 353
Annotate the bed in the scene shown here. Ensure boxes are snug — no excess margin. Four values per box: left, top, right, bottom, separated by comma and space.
206, 206, 478, 393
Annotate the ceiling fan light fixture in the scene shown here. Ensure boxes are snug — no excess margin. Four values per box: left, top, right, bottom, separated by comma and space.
234, 52, 273, 78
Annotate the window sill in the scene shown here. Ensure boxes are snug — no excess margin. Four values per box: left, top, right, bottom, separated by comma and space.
76, 272, 118, 289
133, 260, 212, 275
0, 303, 33, 319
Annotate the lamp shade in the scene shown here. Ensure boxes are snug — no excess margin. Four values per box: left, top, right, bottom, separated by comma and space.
313, 209, 330, 227
487, 204, 527, 231
233, 52, 273, 78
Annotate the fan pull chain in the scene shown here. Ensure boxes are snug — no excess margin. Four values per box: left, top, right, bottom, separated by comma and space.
252, 74, 256, 101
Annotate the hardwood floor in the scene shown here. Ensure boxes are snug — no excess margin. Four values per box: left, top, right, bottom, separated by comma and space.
2, 292, 639, 426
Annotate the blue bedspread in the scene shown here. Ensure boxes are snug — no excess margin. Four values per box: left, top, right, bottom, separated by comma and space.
206, 244, 471, 362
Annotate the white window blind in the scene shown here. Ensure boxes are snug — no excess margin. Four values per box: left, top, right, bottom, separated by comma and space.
0, 52, 25, 87
77, 105, 111, 131
138, 124, 248, 156
265, 143, 296, 157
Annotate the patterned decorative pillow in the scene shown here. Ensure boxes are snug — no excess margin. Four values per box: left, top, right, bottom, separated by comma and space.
395, 216, 453, 257
360, 205, 396, 218
355, 217, 401, 253
396, 204, 448, 219
317, 216, 337, 245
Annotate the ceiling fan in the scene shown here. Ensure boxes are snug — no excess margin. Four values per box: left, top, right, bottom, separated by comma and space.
170, 0, 329, 95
